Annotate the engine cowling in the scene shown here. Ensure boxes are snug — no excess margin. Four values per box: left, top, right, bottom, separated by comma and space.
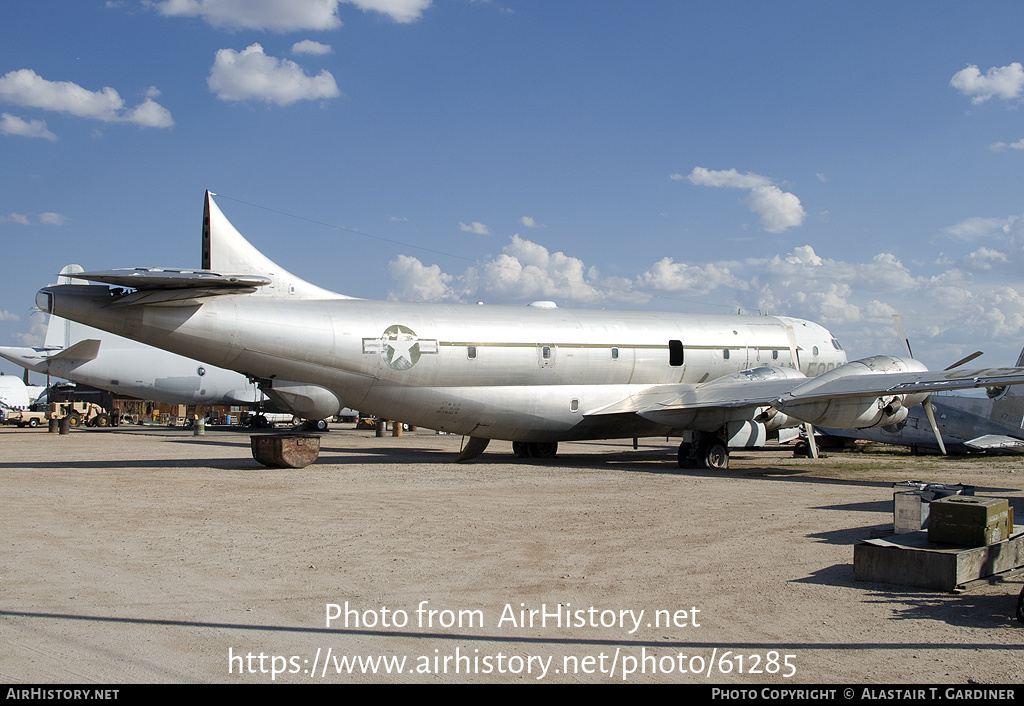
779, 355, 928, 428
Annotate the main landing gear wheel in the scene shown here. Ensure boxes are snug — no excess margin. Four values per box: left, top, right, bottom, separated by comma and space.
1017, 585, 1024, 623
677, 442, 694, 469
513, 441, 558, 459
678, 439, 729, 469
700, 439, 729, 470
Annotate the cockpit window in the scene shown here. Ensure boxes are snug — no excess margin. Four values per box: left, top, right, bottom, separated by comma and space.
831, 338, 844, 351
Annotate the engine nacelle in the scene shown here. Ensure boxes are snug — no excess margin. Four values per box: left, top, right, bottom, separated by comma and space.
779, 355, 928, 428
261, 381, 343, 421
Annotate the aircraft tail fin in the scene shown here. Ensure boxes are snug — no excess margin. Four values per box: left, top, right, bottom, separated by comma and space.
202, 191, 351, 300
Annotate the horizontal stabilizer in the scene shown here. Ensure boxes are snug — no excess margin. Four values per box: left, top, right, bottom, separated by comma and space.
964, 434, 1024, 452
76, 268, 271, 290
49, 339, 100, 362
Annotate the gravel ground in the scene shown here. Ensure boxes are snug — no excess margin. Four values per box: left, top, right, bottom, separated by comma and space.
1, 425, 1022, 684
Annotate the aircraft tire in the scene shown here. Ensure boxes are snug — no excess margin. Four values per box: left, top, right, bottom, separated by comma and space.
1017, 585, 1024, 623
701, 439, 729, 470
512, 441, 529, 458
677, 442, 695, 469
527, 442, 558, 459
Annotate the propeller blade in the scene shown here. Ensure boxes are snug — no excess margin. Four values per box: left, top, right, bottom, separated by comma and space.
892, 315, 913, 358
803, 422, 819, 459
944, 351, 983, 371
921, 398, 947, 456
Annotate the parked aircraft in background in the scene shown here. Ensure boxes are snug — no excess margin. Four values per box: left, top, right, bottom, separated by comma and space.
822, 347, 1024, 454
0, 374, 43, 412
33, 192, 1024, 467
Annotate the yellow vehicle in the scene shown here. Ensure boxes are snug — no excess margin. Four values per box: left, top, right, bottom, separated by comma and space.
52, 401, 111, 427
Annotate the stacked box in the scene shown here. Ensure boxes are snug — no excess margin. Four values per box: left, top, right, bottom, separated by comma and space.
927, 496, 1011, 546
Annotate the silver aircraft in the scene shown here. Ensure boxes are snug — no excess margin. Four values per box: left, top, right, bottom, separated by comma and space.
33, 192, 1024, 467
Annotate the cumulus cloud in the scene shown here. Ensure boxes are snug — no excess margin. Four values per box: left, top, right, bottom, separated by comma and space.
0, 69, 173, 128
0, 113, 56, 141
153, 0, 344, 31
387, 254, 453, 301
685, 167, 806, 233
345, 0, 432, 23
292, 40, 333, 55
153, 0, 431, 29
459, 221, 490, 235
520, 216, 538, 228
207, 44, 340, 106
950, 62, 1024, 104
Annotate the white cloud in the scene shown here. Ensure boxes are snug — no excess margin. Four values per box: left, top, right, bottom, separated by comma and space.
4, 213, 31, 225
459, 221, 490, 235
943, 216, 1015, 240
208, 44, 340, 106
153, 0, 344, 31
293, 40, 333, 55
345, 0, 432, 23
685, 167, 806, 233
990, 138, 1024, 152
0, 310, 20, 322
687, 167, 772, 190
387, 254, 453, 301
0, 113, 56, 141
520, 216, 537, 228
11, 311, 46, 347
950, 62, 1024, 104
0, 69, 173, 128
153, 0, 431, 29
744, 184, 806, 232
38, 212, 68, 226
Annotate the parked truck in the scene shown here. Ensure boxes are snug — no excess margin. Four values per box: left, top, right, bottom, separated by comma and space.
4, 400, 110, 428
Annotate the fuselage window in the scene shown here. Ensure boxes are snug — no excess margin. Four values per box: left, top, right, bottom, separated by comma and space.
611, 347, 619, 360
467, 345, 477, 359
570, 398, 579, 412
723, 349, 730, 360
772, 350, 779, 360
542, 346, 552, 360
668, 340, 683, 367
812, 346, 819, 356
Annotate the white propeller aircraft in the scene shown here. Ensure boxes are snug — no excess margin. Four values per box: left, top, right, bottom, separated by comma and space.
33, 192, 1024, 467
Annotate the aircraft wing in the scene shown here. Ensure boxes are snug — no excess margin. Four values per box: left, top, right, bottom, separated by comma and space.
963, 435, 1024, 452
587, 363, 1024, 428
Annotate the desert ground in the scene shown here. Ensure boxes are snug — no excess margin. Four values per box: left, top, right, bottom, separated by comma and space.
1, 424, 1022, 684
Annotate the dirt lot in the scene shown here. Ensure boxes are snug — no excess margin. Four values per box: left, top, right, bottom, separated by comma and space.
1, 425, 1022, 684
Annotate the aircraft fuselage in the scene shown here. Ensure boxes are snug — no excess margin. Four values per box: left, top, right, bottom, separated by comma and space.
41, 284, 846, 441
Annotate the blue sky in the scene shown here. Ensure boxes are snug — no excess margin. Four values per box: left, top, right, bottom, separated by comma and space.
4, 1, 1024, 379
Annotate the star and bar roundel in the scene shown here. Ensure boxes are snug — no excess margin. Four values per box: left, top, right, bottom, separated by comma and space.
362, 325, 439, 371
